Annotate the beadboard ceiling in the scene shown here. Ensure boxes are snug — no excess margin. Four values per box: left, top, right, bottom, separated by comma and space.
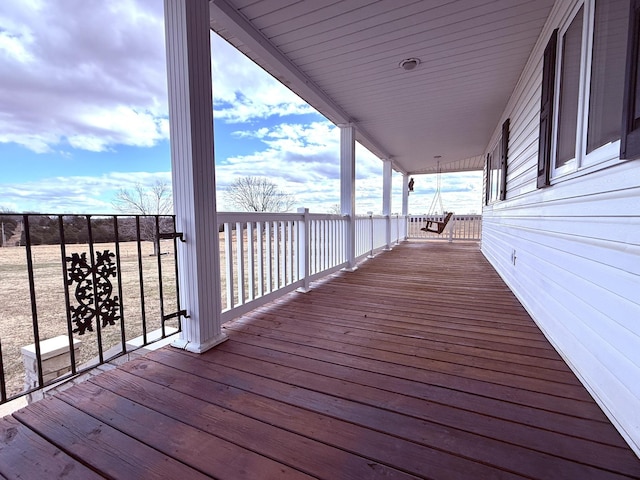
209, 0, 555, 174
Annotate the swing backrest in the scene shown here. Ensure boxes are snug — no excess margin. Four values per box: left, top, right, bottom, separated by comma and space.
423, 212, 454, 234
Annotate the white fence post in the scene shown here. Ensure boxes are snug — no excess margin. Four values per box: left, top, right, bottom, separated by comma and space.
236, 222, 245, 305
21, 336, 81, 403
448, 216, 456, 243
297, 208, 311, 293
384, 213, 392, 251
368, 212, 375, 258
382, 159, 392, 251
247, 221, 254, 301
224, 222, 234, 309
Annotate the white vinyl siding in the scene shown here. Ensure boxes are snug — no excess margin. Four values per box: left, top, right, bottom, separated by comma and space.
482, 0, 640, 457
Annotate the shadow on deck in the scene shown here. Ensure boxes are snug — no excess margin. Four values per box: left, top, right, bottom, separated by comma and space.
1, 242, 639, 479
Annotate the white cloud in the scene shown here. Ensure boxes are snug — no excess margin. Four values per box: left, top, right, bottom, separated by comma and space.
220, 121, 340, 183
0, 171, 172, 213
0, 1, 483, 216
0, 30, 33, 63
407, 171, 483, 215
0, 1, 322, 154
210, 34, 315, 122
215, 121, 393, 213
0, 0, 168, 154
67, 106, 167, 152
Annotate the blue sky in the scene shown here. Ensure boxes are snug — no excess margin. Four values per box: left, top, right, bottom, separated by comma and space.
0, 0, 482, 215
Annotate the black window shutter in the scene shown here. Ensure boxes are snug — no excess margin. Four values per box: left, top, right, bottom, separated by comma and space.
500, 118, 510, 200
485, 153, 491, 205
537, 29, 558, 188
621, 0, 640, 159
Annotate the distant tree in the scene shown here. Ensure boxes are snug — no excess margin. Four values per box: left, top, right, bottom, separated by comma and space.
224, 177, 296, 212
0, 209, 20, 247
112, 181, 173, 255
113, 181, 173, 216
327, 204, 342, 215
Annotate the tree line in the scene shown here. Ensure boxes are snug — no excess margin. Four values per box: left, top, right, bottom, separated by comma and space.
1, 176, 297, 247
0, 214, 174, 246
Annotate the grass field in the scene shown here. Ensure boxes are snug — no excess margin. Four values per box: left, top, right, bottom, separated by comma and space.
0, 241, 179, 398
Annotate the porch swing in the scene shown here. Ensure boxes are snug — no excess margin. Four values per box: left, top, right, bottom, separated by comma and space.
420, 164, 454, 234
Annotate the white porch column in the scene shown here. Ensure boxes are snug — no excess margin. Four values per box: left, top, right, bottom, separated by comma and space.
402, 173, 409, 240
402, 174, 409, 216
382, 159, 392, 250
164, 0, 227, 353
340, 124, 357, 271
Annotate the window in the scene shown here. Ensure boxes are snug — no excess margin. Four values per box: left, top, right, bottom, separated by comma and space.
589, 0, 628, 153
487, 141, 501, 204
621, 0, 640, 159
538, 0, 631, 187
555, 7, 583, 170
485, 119, 509, 203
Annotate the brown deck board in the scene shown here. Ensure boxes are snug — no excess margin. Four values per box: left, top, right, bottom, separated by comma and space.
1, 242, 639, 479
230, 313, 581, 384
0, 416, 102, 480
120, 353, 526, 480
144, 347, 636, 476
55, 381, 314, 480
222, 325, 605, 420
13, 397, 212, 480
85, 366, 418, 480
250, 306, 572, 372
222, 319, 590, 401
188, 338, 627, 447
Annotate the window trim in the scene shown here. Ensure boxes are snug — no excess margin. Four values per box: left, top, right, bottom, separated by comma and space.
621, 0, 640, 159
576, 0, 625, 169
485, 121, 508, 205
552, 4, 585, 177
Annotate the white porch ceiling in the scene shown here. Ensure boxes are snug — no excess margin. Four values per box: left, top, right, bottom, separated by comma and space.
209, 0, 555, 174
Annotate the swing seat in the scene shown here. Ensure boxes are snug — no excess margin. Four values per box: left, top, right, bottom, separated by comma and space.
421, 212, 453, 234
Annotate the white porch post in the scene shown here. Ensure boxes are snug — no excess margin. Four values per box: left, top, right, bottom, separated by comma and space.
402, 173, 409, 240
164, 0, 227, 353
382, 159, 392, 250
340, 124, 357, 271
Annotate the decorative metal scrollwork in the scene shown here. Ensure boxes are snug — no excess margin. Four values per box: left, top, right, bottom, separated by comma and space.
66, 250, 121, 335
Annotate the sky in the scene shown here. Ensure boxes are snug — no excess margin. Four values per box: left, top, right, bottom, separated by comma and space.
0, 0, 483, 216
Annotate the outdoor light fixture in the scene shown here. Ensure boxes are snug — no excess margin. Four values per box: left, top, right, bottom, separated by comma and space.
399, 58, 420, 71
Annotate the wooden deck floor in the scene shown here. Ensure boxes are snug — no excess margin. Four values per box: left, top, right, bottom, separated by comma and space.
1, 242, 639, 479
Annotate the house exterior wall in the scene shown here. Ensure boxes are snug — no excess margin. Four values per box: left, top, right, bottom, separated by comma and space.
481, 0, 640, 456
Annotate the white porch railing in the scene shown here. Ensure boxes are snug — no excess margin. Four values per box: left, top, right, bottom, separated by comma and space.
218, 211, 406, 322
407, 214, 482, 241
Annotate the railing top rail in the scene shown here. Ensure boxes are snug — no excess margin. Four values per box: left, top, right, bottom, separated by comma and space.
0, 213, 175, 218
307, 213, 346, 220
217, 211, 306, 222
355, 214, 404, 219
408, 214, 481, 218
216, 212, 402, 222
